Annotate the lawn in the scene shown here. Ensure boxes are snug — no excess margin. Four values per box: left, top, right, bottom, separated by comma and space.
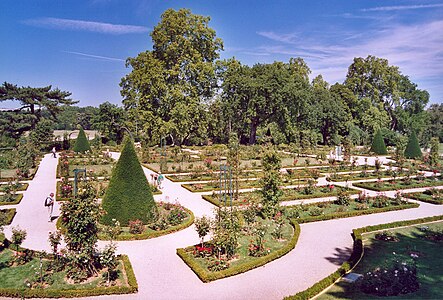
318, 221, 443, 299
404, 188, 443, 204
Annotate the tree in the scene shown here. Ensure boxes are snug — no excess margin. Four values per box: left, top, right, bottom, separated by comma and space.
429, 137, 439, 166
101, 136, 157, 226
260, 148, 282, 217
404, 131, 422, 159
92, 102, 126, 144
0, 82, 76, 138
423, 104, 443, 143
61, 182, 102, 280
120, 8, 223, 146
73, 127, 91, 153
227, 133, 240, 200
370, 130, 388, 155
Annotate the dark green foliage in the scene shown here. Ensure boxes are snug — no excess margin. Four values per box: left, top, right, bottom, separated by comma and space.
102, 137, 157, 226
260, 149, 282, 217
404, 131, 422, 159
370, 130, 387, 155
73, 127, 91, 153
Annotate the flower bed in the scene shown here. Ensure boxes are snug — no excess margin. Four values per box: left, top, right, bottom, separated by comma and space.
201, 185, 359, 207
284, 215, 443, 300
177, 220, 299, 282
327, 170, 407, 182
404, 188, 443, 204
97, 203, 194, 241
0, 194, 24, 205
0, 183, 29, 192
353, 176, 443, 191
0, 209, 16, 225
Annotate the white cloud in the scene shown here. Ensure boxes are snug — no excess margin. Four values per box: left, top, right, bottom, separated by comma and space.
24, 17, 149, 34
63, 51, 125, 62
362, 4, 443, 12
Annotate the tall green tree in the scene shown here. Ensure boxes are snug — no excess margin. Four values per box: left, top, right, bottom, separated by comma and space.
93, 102, 126, 144
0, 82, 76, 138
120, 8, 223, 146
404, 131, 422, 159
370, 130, 388, 155
73, 127, 91, 153
260, 148, 282, 217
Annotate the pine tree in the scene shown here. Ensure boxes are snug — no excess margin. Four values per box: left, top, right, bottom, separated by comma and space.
73, 127, 91, 153
101, 137, 157, 226
370, 130, 387, 155
404, 131, 422, 159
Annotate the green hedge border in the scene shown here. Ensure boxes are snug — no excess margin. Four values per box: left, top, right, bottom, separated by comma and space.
1, 208, 16, 225
0, 253, 138, 298
284, 215, 443, 300
353, 179, 443, 191
0, 194, 24, 206
98, 207, 195, 241
292, 202, 420, 224
403, 192, 443, 205
177, 221, 300, 282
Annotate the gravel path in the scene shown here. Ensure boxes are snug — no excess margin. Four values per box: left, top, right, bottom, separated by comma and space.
2, 153, 443, 300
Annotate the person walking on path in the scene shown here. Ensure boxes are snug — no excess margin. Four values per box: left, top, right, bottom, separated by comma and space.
45, 192, 55, 222
157, 172, 164, 189
51, 147, 57, 158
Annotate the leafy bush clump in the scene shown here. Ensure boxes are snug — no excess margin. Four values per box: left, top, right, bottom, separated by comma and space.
404, 131, 422, 159
128, 220, 145, 234
370, 130, 387, 155
358, 260, 419, 296
73, 127, 91, 153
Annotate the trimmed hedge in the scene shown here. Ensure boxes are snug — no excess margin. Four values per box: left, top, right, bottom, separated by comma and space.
404, 131, 422, 159
73, 127, 91, 153
177, 221, 300, 282
0, 208, 16, 225
294, 203, 420, 224
0, 194, 23, 205
404, 192, 443, 205
284, 215, 443, 300
370, 130, 387, 155
102, 137, 157, 226
99, 207, 195, 241
0, 254, 138, 298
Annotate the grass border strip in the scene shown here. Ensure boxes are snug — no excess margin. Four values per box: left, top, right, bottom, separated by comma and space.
353, 179, 443, 191
176, 221, 300, 282
284, 214, 443, 300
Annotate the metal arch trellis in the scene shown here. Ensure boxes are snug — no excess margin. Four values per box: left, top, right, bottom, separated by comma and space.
219, 165, 233, 208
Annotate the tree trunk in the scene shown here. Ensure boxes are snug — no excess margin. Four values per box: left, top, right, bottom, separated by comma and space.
249, 118, 258, 145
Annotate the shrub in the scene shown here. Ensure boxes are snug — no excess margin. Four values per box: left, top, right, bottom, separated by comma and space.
11, 226, 27, 251
335, 190, 350, 206
73, 127, 91, 153
370, 130, 387, 155
102, 137, 157, 226
128, 220, 145, 234
404, 131, 422, 159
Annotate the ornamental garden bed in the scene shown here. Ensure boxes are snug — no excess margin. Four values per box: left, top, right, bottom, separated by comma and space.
284, 194, 419, 224
0, 194, 23, 206
182, 178, 308, 193
285, 215, 443, 300
57, 152, 115, 178
316, 220, 443, 299
97, 202, 194, 241
353, 176, 443, 191
0, 168, 38, 182
0, 247, 137, 298
327, 170, 408, 182
201, 185, 359, 207
0, 183, 29, 192
0, 209, 16, 225
404, 188, 443, 204
177, 217, 299, 282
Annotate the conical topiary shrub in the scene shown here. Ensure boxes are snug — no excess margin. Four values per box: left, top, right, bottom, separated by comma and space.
101, 137, 157, 226
370, 130, 387, 155
73, 127, 91, 153
404, 131, 422, 159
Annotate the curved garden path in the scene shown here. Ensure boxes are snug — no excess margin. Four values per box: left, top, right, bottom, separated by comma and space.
2, 153, 443, 300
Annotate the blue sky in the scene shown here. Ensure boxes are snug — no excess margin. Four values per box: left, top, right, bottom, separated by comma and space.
1, 0, 442, 107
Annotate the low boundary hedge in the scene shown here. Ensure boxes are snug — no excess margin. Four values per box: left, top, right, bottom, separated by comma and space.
177, 221, 300, 282
284, 215, 443, 300
293, 202, 420, 224
99, 207, 195, 241
0, 194, 24, 206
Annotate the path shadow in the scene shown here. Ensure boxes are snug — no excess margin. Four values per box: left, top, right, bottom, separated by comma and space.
324, 246, 353, 265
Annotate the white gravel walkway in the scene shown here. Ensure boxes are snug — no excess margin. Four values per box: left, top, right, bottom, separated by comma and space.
2, 153, 443, 300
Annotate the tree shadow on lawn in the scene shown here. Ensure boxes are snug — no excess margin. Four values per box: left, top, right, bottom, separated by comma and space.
324, 246, 353, 266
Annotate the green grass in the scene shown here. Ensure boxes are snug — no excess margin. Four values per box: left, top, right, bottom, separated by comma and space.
353, 176, 443, 191
328, 170, 407, 182
318, 221, 443, 299
0, 194, 23, 205
404, 190, 443, 204
0, 183, 28, 192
